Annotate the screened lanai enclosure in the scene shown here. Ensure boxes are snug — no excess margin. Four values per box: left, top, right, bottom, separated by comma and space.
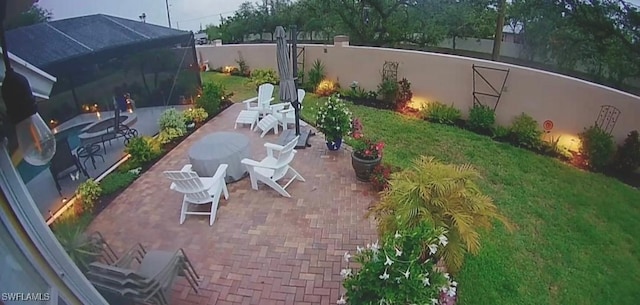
4, 14, 201, 217
6, 14, 201, 124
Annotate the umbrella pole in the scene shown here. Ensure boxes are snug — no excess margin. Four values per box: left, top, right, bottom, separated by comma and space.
294, 99, 301, 136
291, 25, 301, 136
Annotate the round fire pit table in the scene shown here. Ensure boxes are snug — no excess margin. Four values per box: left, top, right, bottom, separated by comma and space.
188, 132, 251, 183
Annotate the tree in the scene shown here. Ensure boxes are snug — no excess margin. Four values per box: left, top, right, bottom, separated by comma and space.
491, 0, 507, 60
6, 3, 51, 30
216, 0, 639, 87
508, 0, 640, 84
440, 0, 496, 50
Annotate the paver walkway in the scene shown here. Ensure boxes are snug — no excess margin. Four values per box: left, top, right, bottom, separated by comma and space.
87, 103, 379, 305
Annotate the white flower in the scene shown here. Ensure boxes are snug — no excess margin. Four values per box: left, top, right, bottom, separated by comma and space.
443, 272, 450, 280
337, 126, 340, 130
402, 267, 410, 279
340, 268, 352, 278
394, 231, 402, 239
441, 286, 448, 293
356, 245, 364, 253
384, 255, 394, 266
343, 251, 351, 262
438, 234, 448, 247
447, 286, 457, 297
428, 244, 438, 255
337, 295, 346, 305
422, 275, 430, 286
430, 299, 439, 305
451, 281, 458, 287
394, 247, 402, 257
379, 269, 389, 280
370, 240, 380, 252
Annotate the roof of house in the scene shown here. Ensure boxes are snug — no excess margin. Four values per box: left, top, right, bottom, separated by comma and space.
503, 22, 524, 34
5, 14, 192, 73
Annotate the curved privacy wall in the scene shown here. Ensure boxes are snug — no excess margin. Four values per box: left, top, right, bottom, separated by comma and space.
197, 37, 640, 147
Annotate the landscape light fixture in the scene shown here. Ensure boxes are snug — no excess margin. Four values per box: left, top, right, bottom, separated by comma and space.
0, 0, 56, 166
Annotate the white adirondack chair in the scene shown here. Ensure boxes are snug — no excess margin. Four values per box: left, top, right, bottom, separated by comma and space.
242, 83, 275, 118
241, 136, 305, 198
163, 164, 229, 226
271, 89, 308, 131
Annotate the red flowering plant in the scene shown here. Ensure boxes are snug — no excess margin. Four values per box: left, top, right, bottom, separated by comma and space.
370, 163, 401, 191
350, 117, 385, 160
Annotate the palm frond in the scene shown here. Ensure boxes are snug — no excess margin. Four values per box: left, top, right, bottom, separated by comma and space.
369, 155, 513, 272
439, 232, 467, 273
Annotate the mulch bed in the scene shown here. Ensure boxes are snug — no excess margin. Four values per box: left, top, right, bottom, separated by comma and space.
91, 100, 234, 217
346, 97, 396, 110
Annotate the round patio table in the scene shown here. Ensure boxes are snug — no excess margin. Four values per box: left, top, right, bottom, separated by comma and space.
188, 132, 250, 183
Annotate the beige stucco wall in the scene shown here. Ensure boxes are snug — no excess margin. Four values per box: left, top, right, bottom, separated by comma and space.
197, 39, 640, 146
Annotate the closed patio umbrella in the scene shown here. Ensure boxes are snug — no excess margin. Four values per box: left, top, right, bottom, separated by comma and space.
274, 26, 301, 135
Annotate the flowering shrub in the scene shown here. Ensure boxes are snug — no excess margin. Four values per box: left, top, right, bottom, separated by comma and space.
183, 107, 209, 124
76, 179, 102, 214
248, 68, 279, 89
159, 108, 186, 134
316, 95, 353, 141
352, 137, 385, 160
157, 128, 184, 144
197, 82, 227, 115
222, 66, 238, 74
338, 222, 458, 305
316, 79, 339, 97
370, 163, 401, 191
396, 78, 412, 110
125, 136, 162, 164
157, 109, 186, 144
350, 117, 384, 160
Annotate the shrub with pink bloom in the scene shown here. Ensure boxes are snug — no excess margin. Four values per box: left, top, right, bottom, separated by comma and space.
350, 117, 384, 160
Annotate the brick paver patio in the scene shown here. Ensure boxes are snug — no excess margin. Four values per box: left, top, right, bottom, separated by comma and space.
87, 103, 379, 305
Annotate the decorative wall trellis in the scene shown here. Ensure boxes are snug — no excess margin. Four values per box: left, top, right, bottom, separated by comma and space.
594, 105, 621, 135
382, 61, 399, 82
472, 64, 510, 111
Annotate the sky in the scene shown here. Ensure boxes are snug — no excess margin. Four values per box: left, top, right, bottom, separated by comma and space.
38, 0, 250, 32
38, 0, 640, 33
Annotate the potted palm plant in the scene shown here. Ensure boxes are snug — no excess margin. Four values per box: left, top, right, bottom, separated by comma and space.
350, 118, 384, 181
316, 94, 353, 150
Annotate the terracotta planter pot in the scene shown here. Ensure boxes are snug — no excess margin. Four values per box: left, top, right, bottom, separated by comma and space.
351, 152, 382, 182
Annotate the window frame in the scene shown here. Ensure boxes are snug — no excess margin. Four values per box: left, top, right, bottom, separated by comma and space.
0, 140, 108, 305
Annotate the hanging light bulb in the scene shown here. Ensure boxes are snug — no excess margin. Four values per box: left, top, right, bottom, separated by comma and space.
0, 0, 56, 166
2, 69, 56, 166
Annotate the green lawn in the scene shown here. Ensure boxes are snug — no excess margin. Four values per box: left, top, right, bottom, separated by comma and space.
204, 72, 640, 305
202, 72, 262, 102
